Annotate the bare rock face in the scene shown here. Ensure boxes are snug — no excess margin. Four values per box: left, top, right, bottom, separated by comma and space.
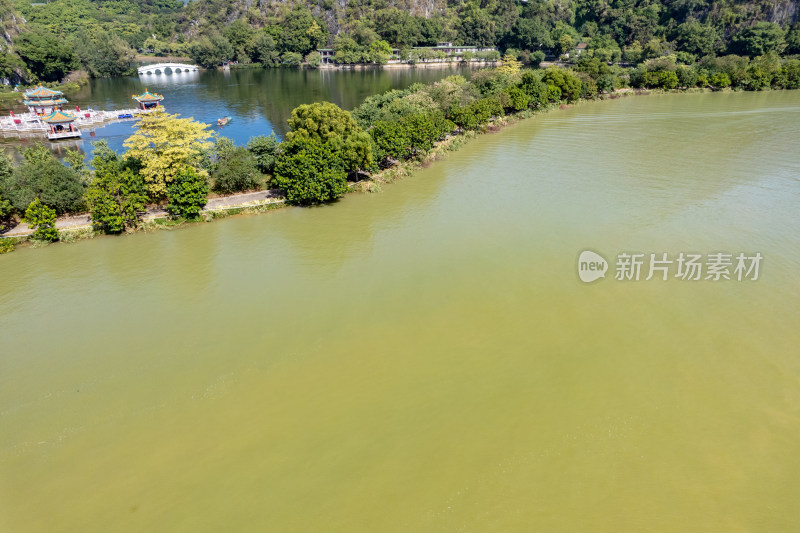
767, 0, 800, 25
1, 0, 25, 49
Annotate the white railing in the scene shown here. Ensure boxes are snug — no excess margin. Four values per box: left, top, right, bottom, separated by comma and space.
47, 130, 82, 139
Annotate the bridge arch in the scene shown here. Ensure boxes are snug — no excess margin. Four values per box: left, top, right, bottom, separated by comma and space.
137, 63, 200, 76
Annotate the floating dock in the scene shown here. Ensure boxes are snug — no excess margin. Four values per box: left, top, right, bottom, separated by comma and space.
0, 108, 150, 140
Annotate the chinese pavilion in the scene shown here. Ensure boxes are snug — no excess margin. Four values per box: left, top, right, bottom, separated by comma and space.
23, 85, 68, 115
41, 110, 81, 140
133, 89, 164, 110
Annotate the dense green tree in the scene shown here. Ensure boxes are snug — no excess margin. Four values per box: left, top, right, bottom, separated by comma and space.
0, 194, 12, 232
13, 29, 76, 81
167, 167, 208, 218
250, 32, 280, 65
520, 70, 549, 107
365, 40, 393, 64
672, 20, 717, 57
73, 31, 136, 77
25, 198, 59, 242
0, 153, 13, 230
542, 68, 582, 102
351, 89, 412, 128
2, 144, 85, 215
281, 51, 303, 66
278, 8, 326, 56
502, 86, 531, 111
211, 138, 261, 194
0, 51, 29, 82
710, 72, 731, 88
247, 134, 280, 174
287, 102, 360, 144
730, 22, 786, 57
86, 141, 147, 234
574, 56, 612, 80
786, 25, 800, 55
0, 151, 12, 228
305, 51, 321, 68
273, 138, 348, 205
449, 97, 503, 129
333, 36, 363, 64
776, 59, 800, 89
676, 65, 699, 87
189, 34, 234, 68
457, 1, 497, 47
223, 19, 255, 63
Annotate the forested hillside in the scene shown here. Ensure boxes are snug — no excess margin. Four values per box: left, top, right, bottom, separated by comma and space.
1, 0, 799, 82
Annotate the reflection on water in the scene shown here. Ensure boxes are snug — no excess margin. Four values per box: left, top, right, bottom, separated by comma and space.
1, 66, 474, 160
1, 90, 800, 532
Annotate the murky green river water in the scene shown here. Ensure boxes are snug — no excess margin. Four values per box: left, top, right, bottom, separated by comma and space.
2, 90, 799, 531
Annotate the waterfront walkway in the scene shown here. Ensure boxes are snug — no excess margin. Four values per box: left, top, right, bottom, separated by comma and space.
1, 189, 283, 237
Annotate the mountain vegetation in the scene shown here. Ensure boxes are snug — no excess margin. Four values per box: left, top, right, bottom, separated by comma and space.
0, 0, 798, 83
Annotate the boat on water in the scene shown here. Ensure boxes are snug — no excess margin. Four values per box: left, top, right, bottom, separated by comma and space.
218, 116, 231, 126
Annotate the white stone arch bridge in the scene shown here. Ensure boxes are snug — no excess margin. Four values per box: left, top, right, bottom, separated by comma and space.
138, 63, 200, 75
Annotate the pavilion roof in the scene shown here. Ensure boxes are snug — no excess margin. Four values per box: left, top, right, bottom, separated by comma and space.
133, 89, 164, 102
23, 98, 68, 106
24, 85, 64, 98
41, 110, 77, 123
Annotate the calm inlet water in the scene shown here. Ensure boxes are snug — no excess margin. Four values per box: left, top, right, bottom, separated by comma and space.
1, 66, 472, 156
2, 90, 800, 531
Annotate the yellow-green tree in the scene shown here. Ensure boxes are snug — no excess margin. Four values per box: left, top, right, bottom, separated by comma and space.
497, 52, 522, 75
123, 110, 213, 198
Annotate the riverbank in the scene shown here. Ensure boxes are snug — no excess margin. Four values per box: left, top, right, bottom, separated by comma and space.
318, 60, 498, 70
1, 79, 788, 255
0, 87, 685, 255
1, 190, 285, 252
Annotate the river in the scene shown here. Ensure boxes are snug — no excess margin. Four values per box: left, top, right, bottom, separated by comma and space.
1, 66, 473, 157
1, 90, 799, 531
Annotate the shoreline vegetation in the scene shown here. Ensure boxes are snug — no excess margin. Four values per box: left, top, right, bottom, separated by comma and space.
3, 54, 799, 255
0, 71, 89, 110
2, 0, 799, 84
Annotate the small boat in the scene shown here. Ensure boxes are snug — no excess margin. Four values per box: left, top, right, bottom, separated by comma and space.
217, 116, 231, 126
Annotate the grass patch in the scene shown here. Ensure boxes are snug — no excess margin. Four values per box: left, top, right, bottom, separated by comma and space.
58, 226, 96, 243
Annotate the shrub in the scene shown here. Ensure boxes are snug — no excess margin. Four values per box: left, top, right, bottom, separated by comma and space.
710, 72, 731, 88
502, 86, 531, 111
304, 51, 321, 68
676, 65, 698, 88
520, 71, 549, 107
3, 144, 85, 215
449, 97, 504, 130
211, 139, 261, 194
777, 59, 800, 89
247, 133, 281, 174
282, 51, 303, 66
597, 73, 616, 93
371, 112, 454, 163
0, 192, 12, 232
542, 68, 582, 102
25, 198, 59, 242
167, 167, 208, 218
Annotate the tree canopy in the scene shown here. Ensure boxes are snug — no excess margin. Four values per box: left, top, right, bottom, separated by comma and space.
123, 111, 214, 198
